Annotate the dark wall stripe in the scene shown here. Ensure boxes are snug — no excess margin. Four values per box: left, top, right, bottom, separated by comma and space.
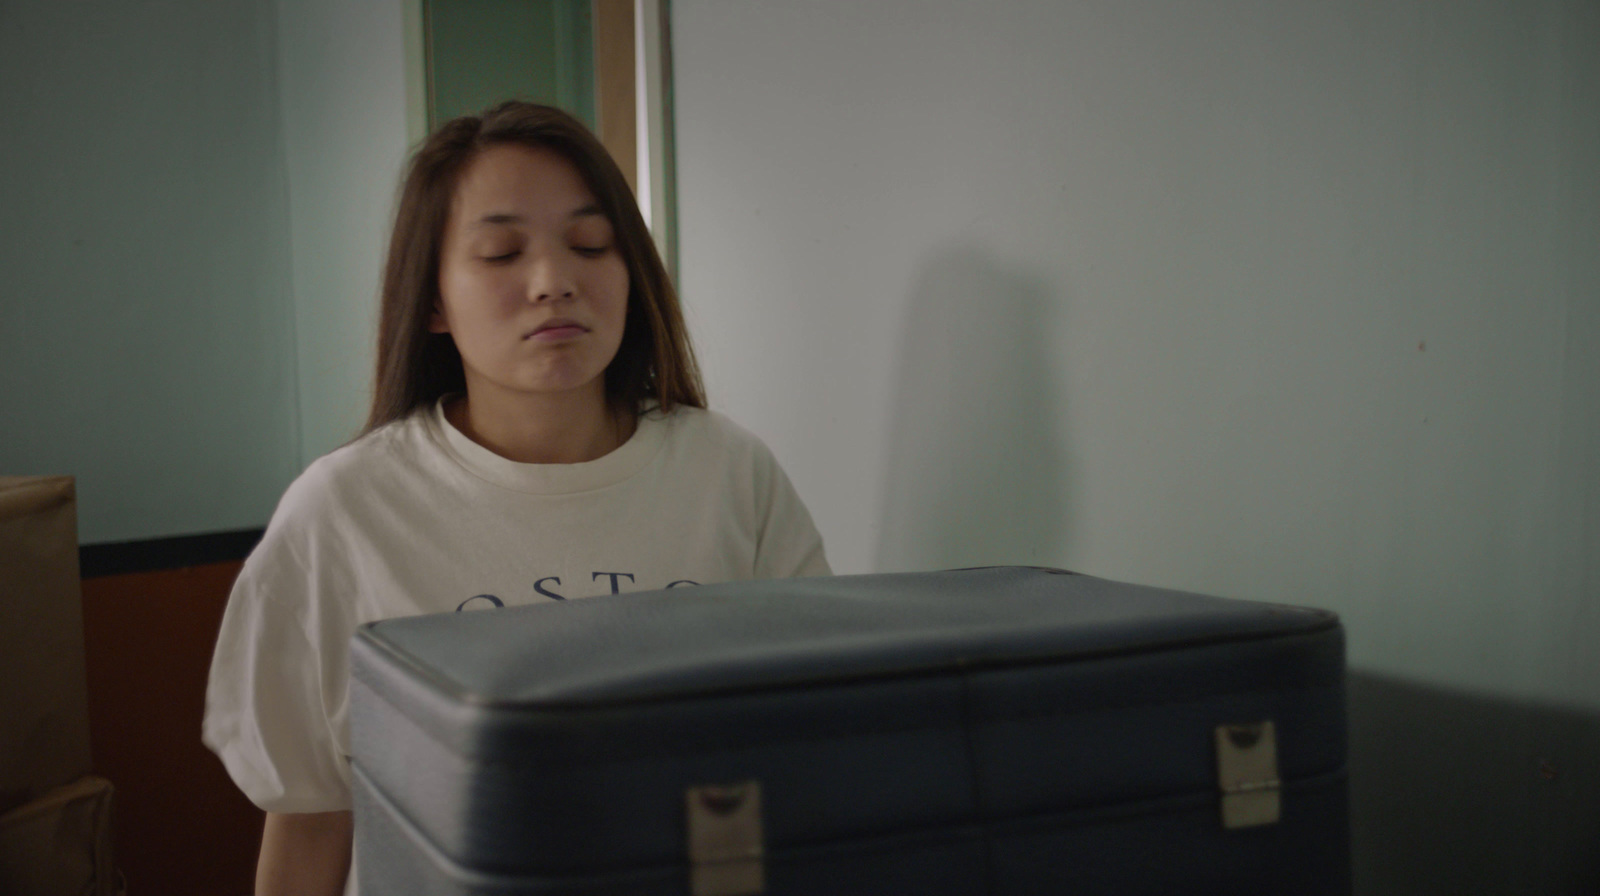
79, 528, 265, 579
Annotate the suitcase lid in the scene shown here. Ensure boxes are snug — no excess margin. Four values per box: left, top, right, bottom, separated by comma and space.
353, 566, 1338, 709
350, 567, 1346, 879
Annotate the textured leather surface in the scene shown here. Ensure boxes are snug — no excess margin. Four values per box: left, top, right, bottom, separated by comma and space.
354, 567, 1336, 707
350, 567, 1349, 892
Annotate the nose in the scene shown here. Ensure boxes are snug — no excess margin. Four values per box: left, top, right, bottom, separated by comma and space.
526, 251, 576, 303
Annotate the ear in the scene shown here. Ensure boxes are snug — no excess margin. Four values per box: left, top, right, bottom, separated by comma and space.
428, 305, 449, 334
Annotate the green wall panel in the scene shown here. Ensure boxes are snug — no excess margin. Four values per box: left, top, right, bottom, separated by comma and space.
426, 0, 595, 127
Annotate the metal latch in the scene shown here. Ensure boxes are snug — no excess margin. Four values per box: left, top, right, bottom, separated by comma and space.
1214, 721, 1281, 829
686, 781, 765, 896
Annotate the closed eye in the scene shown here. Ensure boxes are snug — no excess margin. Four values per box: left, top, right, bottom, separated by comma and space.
482, 251, 520, 263
573, 245, 610, 258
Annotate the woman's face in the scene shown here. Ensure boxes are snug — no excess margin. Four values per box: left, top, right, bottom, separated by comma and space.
433, 143, 630, 409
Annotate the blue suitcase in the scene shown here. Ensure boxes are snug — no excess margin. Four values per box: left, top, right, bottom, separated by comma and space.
349, 567, 1349, 894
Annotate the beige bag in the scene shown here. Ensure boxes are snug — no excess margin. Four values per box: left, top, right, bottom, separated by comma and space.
0, 476, 94, 815
0, 776, 121, 896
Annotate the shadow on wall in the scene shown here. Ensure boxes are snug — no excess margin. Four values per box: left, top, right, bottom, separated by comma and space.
875, 245, 1073, 572
1347, 671, 1600, 895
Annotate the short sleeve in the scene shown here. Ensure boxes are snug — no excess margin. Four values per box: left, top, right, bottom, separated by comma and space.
202, 526, 356, 814
751, 442, 831, 580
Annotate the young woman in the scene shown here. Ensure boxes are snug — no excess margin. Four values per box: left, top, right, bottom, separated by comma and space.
203, 102, 829, 896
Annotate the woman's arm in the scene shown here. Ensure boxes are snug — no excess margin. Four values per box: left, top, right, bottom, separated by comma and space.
256, 810, 352, 896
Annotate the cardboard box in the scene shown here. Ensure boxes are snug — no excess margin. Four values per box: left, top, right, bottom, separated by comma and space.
0, 476, 93, 815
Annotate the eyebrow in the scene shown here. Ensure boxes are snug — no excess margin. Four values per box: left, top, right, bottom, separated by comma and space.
474, 204, 606, 228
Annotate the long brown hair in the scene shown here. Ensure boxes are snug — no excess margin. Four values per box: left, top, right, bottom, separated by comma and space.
364, 101, 705, 433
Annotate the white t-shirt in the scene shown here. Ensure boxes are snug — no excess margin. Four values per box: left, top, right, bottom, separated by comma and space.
203, 401, 829, 816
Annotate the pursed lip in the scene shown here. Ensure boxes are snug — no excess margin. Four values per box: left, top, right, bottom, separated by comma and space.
524, 318, 590, 340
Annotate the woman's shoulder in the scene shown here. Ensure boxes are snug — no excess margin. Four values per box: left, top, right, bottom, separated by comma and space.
301, 412, 419, 478
657, 405, 772, 453
270, 412, 439, 527
652, 405, 789, 480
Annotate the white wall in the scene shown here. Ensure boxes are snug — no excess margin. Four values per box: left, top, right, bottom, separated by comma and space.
672, 0, 1598, 709
0, 0, 301, 543
673, 4, 1598, 887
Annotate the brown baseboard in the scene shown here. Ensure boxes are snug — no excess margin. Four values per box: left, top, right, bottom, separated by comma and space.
79, 529, 263, 579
